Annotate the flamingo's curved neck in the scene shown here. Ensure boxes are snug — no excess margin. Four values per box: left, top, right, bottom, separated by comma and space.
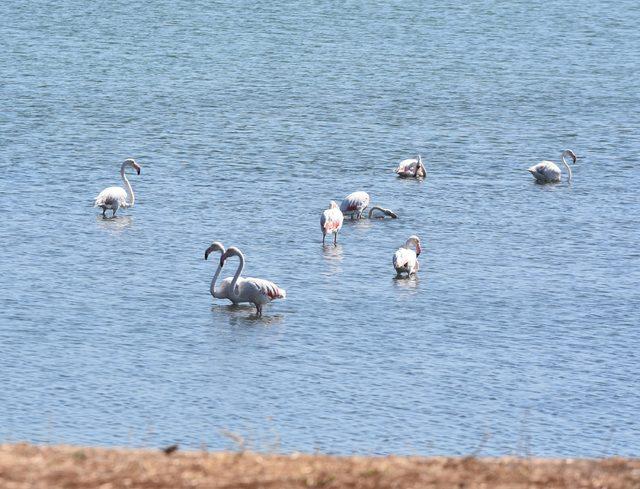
560, 153, 573, 182
120, 164, 135, 206
368, 206, 384, 218
210, 260, 223, 299
228, 250, 245, 299
414, 156, 421, 177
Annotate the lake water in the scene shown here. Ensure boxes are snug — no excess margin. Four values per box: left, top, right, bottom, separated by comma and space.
1, 0, 639, 457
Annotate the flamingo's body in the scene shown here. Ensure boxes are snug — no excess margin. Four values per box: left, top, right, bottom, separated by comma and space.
221, 247, 286, 316
528, 149, 577, 183
368, 206, 398, 219
94, 159, 141, 217
393, 235, 422, 277
320, 201, 344, 245
395, 155, 426, 178
340, 191, 370, 219
204, 242, 245, 304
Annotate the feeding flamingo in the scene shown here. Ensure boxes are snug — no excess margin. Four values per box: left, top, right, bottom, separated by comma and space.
340, 191, 370, 219
395, 155, 426, 178
94, 159, 141, 217
320, 201, 344, 245
204, 241, 244, 304
220, 247, 286, 316
393, 235, 422, 277
527, 149, 577, 183
368, 206, 398, 219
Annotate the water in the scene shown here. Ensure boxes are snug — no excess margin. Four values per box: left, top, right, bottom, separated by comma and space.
1, 0, 639, 457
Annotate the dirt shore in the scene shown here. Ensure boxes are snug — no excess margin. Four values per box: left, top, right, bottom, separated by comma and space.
0, 444, 638, 488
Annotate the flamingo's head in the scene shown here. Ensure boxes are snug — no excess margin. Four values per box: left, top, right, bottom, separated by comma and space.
204, 241, 225, 261
124, 158, 141, 175
563, 149, 577, 164
386, 209, 398, 219
407, 235, 421, 256
220, 247, 241, 267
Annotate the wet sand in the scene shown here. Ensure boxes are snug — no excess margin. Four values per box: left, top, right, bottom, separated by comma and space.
0, 444, 638, 488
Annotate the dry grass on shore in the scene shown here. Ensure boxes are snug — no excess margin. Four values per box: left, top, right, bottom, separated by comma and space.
0, 443, 638, 488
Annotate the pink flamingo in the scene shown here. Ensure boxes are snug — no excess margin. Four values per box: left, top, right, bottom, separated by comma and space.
340, 191, 370, 219
320, 201, 344, 245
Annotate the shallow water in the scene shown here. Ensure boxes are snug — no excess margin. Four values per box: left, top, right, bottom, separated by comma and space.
1, 0, 639, 456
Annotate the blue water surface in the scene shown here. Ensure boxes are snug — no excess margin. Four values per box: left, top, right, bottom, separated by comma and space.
0, 0, 639, 456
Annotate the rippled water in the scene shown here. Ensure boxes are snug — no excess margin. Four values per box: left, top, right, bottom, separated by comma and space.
1, 0, 639, 456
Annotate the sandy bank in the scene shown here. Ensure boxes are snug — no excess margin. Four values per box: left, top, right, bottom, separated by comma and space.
0, 444, 638, 488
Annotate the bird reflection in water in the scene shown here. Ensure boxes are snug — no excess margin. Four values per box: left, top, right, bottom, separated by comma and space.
211, 303, 285, 325
392, 273, 420, 295
95, 215, 134, 234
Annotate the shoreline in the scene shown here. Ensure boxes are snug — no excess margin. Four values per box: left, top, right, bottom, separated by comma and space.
1, 444, 638, 488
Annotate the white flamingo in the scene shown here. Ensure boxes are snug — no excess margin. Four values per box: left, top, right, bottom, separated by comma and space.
220, 247, 286, 316
94, 159, 141, 217
340, 191, 370, 219
527, 149, 577, 183
320, 201, 344, 245
393, 235, 422, 277
395, 155, 426, 178
368, 206, 398, 219
204, 242, 244, 304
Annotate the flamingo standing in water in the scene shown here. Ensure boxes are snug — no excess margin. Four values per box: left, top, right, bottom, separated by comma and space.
527, 149, 577, 183
320, 201, 344, 245
220, 247, 286, 316
94, 159, 141, 217
368, 206, 398, 219
204, 242, 244, 304
395, 155, 426, 178
340, 191, 370, 219
393, 235, 422, 277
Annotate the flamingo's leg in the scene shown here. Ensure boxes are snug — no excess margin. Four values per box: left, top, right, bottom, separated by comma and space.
102, 207, 106, 218
322, 233, 326, 245
256, 304, 262, 317
333, 232, 338, 246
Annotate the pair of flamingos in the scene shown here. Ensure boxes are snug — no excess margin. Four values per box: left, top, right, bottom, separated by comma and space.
205, 243, 286, 316
321, 191, 397, 245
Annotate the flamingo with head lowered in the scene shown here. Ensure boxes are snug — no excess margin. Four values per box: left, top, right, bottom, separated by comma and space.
368, 206, 398, 219
220, 247, 286, 316
321, 201, 344, 245
393, 235, 422, 277
94, 159, 141, 217
395, 155, 426, 179
204, 242, 244, 304
528, 149, 578, 183
340, 191, 370, 220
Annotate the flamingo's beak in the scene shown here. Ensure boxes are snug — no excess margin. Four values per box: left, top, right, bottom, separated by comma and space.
136, 167, 141, 175
204, 247, 212, 260
527, 169, 535, 174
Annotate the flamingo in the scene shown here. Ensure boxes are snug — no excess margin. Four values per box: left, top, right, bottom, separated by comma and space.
395, 155, 426, 178
340, 191, 370, 219
204, 241, 243, 304
527, 149, 577, 183
368, 206, 398, 219
94, 159, 141, 217
320, 201, 344, 245
220, 247, 286, 316
393, 235, 422, 277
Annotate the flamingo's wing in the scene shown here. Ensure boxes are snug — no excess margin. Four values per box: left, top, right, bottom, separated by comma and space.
395, 158, 418, 175
340, 192, 370, 213
95, 186, 128, 207
322, 208, 343, 232
393, 248, 416, 271
245, 277, 286, 301
528, 161, 560, 181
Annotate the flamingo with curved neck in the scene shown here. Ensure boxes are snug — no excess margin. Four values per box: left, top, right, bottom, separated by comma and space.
527, 149, 577, 184
204, 242, 243, 304
395, 155, 426, 179
221, 247, 286, 317
393, 235, 422, 277
368, 206, 398, 219
94, 159, 141, 217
